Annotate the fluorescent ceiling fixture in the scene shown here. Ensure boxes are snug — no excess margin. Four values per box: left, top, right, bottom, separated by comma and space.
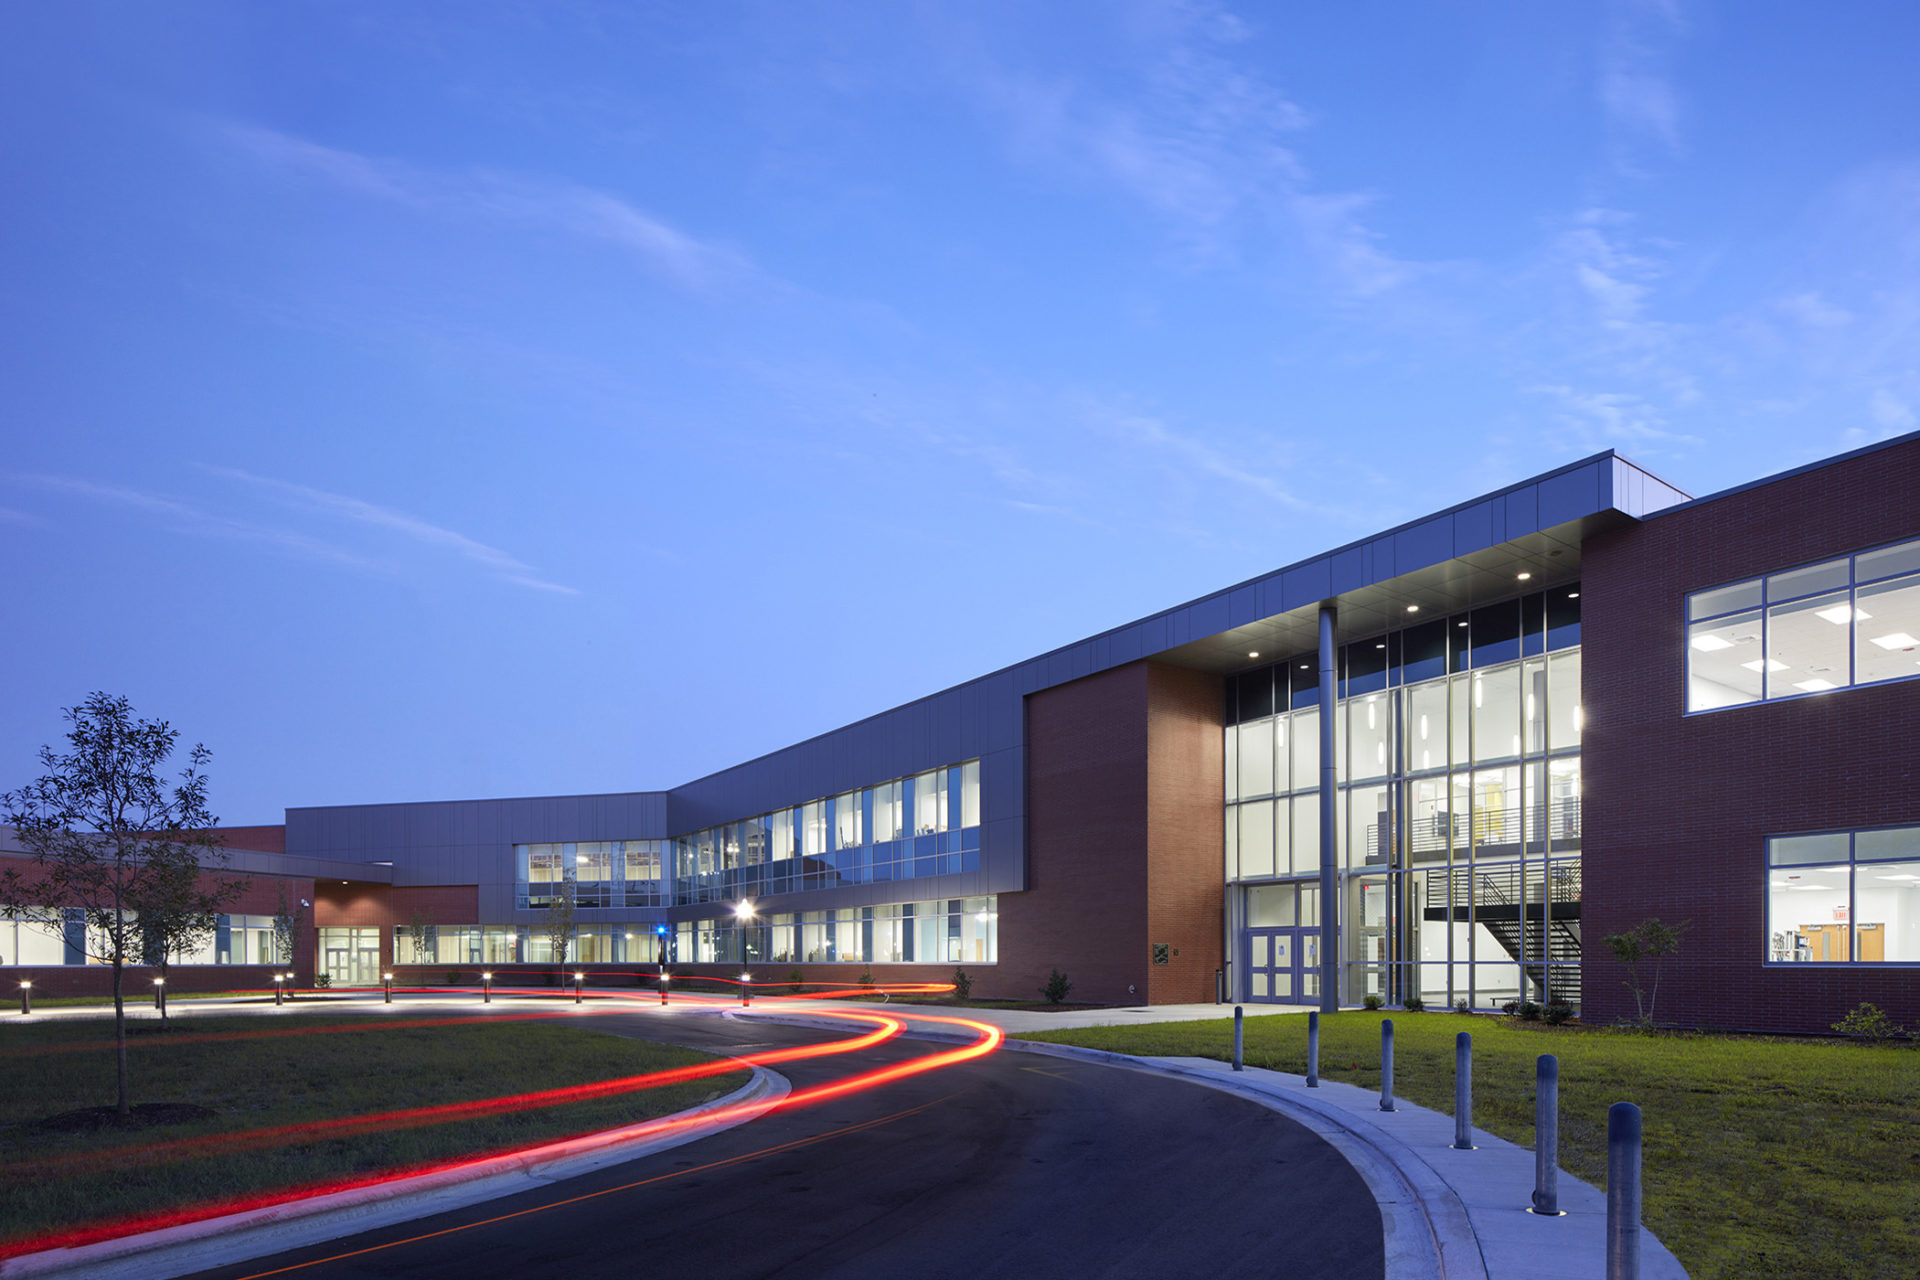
1740, 659, 1789, 672
1869, 632, 1918, 649
1873, 873, 1920, 882
1691, 634, 1735, 651
1792, 678, 1838, 692
1815, 604, 1871, 624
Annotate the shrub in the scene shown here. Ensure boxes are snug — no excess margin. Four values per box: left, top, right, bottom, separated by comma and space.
1362, 994, 1383, 1010
952, 967, 973, 1000
1500, 999, 1520, 1016
1040, 968, 1073, 1005
859, 967, 874, 989
1402, 995, 1424, 1012
445, 970, 461, 986
1454, 998, 1471, 1014
312, 973, 332, 989
787, 968, 804, 995
1831, 1002, 1904, 1040
1518, 1000, 1543, 1021
1544, 1002, 1575, 1025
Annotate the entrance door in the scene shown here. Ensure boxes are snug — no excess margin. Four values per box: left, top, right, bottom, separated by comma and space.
1246, 927, 1320, 1004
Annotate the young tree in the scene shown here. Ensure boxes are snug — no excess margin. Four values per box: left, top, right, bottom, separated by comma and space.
1, 694, 232, 1113
272, 882, 307, 970
404, 908, 437, 968
130, 839, 245, 1023
542, 872, 576, 984
1604, 917, 1690, 1028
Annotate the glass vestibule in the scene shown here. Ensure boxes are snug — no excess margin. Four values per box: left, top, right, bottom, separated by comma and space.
1225, 588, 1583, 1009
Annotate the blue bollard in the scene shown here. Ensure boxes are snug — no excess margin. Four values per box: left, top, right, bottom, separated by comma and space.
1452, 1031, 1473, 1149
1379, 1018, 1396, 1111
1232, 1006, 1244, 1071
1607, 1102, 1642, 1280
1532, 1054, 1563, 1215
1306, 1009, 1320, 1087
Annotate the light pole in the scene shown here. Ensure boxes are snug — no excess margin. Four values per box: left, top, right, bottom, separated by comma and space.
733, 899, 756, 1002
740, 971, 752, 1007
656, 923, 669, 1004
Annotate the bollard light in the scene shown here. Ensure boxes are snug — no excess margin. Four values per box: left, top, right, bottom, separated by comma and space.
153, 976, 166, 1013
1379, 1018, 1397, 1112
272, 974, 284, 1006
659, 970, 669, 1006
482, 971, 493, 1004
1606, 1102, 1643, 1280
740, 972, 752, 1007
1306, 1009, 1320, 1088
574, 971, 585, 1005
383, 972, 394, 1004
1452, 1031, 1474, 1149
19, 980, 31, 1016
1531, 1054, 1564, 1215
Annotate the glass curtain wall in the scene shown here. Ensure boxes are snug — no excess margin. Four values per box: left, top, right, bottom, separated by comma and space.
1226, 584, 1583, 1009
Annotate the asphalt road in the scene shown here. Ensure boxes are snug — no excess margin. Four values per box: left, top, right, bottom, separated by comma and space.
185, 1009, 1385, 1280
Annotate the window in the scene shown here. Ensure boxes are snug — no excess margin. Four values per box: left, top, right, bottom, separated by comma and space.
1688, 538, 1920, 712
1768, 826, 1920, 963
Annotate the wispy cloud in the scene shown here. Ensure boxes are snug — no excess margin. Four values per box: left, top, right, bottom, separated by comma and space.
1600, 0, 1687, 176
0, 505, 40, 526
201, 466, 578, 595
12, 474, 384, 573
1528, 384, 1702, 452
219, 123, 751, 295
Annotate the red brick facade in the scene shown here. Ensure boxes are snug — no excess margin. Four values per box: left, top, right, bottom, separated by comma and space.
1582, 436, 1920, 1032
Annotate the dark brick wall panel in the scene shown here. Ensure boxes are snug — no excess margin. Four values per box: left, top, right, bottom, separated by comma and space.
1583, 436, 1920, 1033
1146, 664, 1226, 1004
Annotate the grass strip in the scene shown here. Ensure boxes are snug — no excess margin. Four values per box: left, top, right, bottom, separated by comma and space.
0, 1012, 746, 1247
1018, 1011, 1919, 1280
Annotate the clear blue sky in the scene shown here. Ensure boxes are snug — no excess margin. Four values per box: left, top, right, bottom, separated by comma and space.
4, 2, 1917, 823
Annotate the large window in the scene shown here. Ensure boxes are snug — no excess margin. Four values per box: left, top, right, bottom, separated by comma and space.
1767, 826, 1920, 963
1689, 537, 1920, 711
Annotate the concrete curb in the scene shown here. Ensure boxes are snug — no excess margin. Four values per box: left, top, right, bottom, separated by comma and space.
0, 1066, 788, 1280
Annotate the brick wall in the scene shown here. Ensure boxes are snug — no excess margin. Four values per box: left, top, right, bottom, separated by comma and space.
214, 825, 286, 854
1146, 664, 1226, 1003
1005, 661, 1152, 1004
1583, 434, 1920, 1032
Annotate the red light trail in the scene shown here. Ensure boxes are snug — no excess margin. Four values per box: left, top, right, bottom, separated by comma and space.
0, 990, 1001, 1262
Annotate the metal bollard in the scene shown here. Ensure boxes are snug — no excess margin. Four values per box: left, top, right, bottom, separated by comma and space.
153, 978, 166, 1011
19, 981, 31, 1015
1379, 1019, 1396, 1111
1607, 1102, 1642, 1280
482, 972, 493, 1004
574, 972, 585, 1004
1452, 1031, 1474, 1149
1306, 1010, 1320, 1087
273, 976, 283, 1006
1232, 1006, 1244, 1071
383, 973, 393, 1004
1532, 1054, 1563, 1214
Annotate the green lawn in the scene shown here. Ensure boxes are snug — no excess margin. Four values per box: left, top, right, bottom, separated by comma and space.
1019, 1012, 1919, 1280
0, 1013, 746, 1250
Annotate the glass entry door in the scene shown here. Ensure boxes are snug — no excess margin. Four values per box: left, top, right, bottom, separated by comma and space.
1246, 926, 1319, 1004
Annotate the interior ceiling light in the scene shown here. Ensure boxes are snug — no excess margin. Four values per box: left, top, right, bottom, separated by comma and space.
1568, 591, 1580, 598
1740, 659, 1789, 672
1406, 604, 1420, 613
1516, 571, 1532, 580
1869, 632, 1918, 649
1691, 634, 1735, 651
1457, 620, 1468, 628
1248, 651, 1260, 659
1792, 678, 1837, 692
1815, 604, 1870, 625
1375, 642, 1386, 649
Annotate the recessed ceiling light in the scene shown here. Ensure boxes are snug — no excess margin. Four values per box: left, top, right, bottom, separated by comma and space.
1300, 663, 1310, 670
1568, 592, 1580, 599
1375, 642, 1386, 649
1740, 659, 1789, 672
1791, 678, 1837, 693
1406, 604, 1420, 613
1517, 572, 1532, 581
1457, 620, 1468, 628
1248, 651, 1260, 659
1690, 635, 1734, 651
1869, 632, 1918, 650
1815, 604, 1871, 625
